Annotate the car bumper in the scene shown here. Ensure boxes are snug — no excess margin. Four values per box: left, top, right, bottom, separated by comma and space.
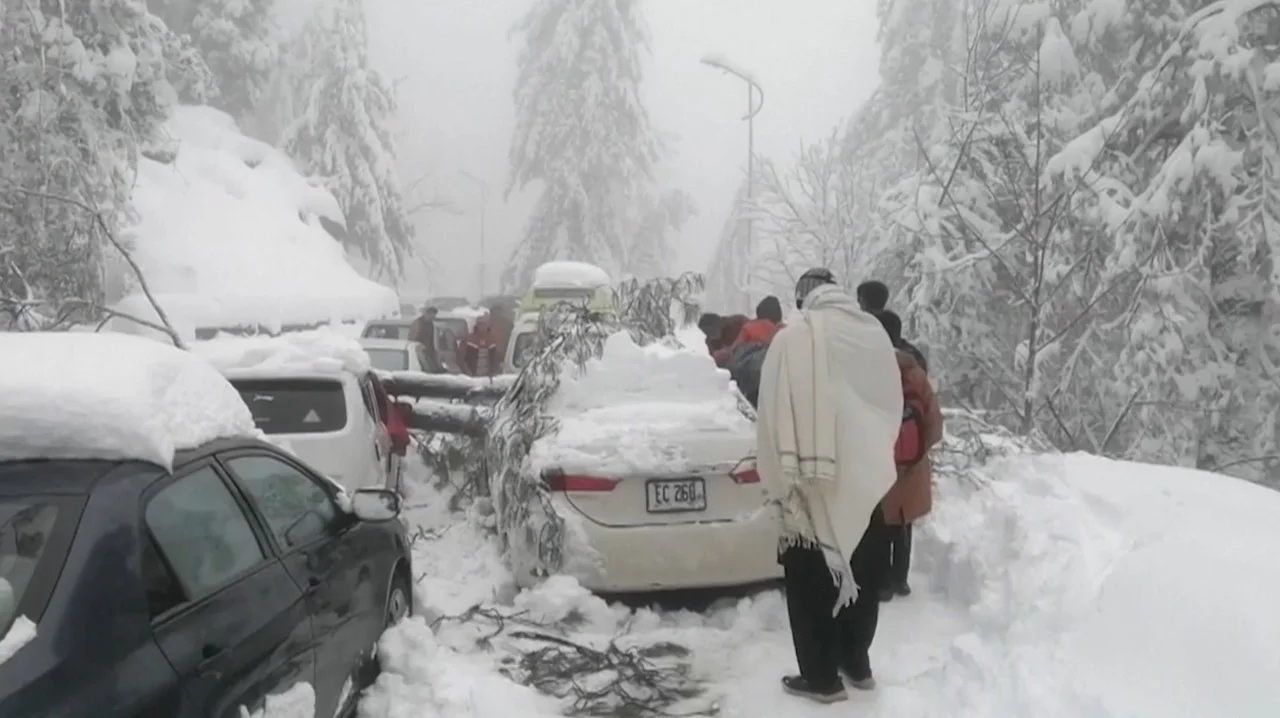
558, 501, 784, 592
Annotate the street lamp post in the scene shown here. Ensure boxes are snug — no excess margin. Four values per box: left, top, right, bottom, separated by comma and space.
459, 170, 488, 298
700, 55, 764, 307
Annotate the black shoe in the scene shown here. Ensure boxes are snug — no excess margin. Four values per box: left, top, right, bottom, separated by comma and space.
781, 675, 848, 703
840, 654, 877, 691
877, 586, 894, 602
894, 581, 912, 597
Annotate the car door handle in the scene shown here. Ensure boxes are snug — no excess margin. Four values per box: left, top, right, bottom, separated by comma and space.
305, 576, 321, 594
198, 643, 224, 680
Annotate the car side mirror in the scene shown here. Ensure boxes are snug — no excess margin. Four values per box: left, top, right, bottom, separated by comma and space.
351, 488, 401, 522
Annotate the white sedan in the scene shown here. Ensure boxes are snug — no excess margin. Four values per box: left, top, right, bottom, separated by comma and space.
497, 332, 782, 593
358, 338, 438, 373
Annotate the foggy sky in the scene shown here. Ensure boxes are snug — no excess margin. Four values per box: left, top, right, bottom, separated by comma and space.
364, 0, 880, 298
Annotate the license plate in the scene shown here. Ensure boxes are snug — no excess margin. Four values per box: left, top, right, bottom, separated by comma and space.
645, 478, 706, 513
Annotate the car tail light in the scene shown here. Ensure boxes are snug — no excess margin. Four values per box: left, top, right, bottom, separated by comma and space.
730, 458, 760, 484
542, 469, 619, 492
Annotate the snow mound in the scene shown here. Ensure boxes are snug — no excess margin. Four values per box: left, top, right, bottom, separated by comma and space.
192, 328, 371, 376
113, 105, 398, 341
241, 682, 315, 718
912, 448, 1280, 717
532, 261, 611, 289
0, 332, 256, 470
529, 331, 753, 475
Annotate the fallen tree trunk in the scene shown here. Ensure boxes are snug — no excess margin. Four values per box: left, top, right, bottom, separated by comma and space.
378, 370, 514, 401
406, 400, 491, 437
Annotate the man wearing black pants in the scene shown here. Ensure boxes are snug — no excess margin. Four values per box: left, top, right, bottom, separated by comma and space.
780, 504, 892, 693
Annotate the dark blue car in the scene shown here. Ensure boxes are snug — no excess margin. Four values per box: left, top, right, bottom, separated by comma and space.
0, 437, 413, 718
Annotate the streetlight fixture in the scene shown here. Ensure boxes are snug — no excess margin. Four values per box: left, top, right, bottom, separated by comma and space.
458, 170, 488, 298
701, 54, 764, 305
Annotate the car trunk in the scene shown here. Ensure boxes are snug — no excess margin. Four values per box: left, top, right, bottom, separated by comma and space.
560, 428, 763, 528
229, 377, 364, 486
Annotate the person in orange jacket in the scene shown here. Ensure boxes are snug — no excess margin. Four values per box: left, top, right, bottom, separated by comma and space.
873, 310, 943, 599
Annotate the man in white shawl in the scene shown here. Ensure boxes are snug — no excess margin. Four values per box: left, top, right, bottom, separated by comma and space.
756, 268, 903, 703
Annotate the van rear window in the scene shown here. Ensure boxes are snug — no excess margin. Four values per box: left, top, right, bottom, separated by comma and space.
231, 378, 347, 434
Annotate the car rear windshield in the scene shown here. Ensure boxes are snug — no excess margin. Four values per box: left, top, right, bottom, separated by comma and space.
231, 378, 348, 434
363, 323, 410, 340
0, 496, 75, 634
365, 348, 408, 372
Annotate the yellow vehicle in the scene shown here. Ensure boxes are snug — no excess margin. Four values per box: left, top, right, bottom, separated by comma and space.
505, 262, 616, 372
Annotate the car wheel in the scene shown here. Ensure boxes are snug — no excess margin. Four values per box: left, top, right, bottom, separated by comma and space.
345, 570, 412, 716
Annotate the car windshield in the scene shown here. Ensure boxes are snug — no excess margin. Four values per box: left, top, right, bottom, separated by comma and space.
365, 348, 408, 372
0, 498, 64, 634
363, 323, 410, 340
511, 332, 537, 369
231, 378, 348, 434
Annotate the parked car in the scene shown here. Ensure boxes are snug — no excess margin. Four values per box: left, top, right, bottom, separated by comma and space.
0, 331, 411, 718
223, 368, 409, 493
0, 442, 411, 718
494, 332, 778, 593
357, 338, 439, 373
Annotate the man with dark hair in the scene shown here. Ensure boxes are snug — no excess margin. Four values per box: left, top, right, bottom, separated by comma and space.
756, 295, 784, 324
855, 281, 890, 313
408, 306, 440, 364
698, 312, 723, 354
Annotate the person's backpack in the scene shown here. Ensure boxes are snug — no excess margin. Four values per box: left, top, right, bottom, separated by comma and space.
895, 401, 926, 466
727, 342, 768, 408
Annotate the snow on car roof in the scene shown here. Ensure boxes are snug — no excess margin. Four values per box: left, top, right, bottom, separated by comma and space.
0, 332, 257, 470
529, 331, 753, 476
532, 261, 611, 289
192, 329, 371, 377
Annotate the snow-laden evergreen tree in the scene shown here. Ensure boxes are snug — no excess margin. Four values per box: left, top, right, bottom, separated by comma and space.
151, 0, 280, 120
0, 0, 199, 329
624, 189, 695, 281
282, 0, 415, 279
504, 0, 664, 290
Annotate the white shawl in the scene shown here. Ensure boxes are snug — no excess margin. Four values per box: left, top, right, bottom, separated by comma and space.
756, 285, 903, 614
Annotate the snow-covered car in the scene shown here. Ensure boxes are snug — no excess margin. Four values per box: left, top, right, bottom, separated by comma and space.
194, 331, 411, 493
494, 329, 780, 593
0, 331, 412, 718
358, 337, 439, 373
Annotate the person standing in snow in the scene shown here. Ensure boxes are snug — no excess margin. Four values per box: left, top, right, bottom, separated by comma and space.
408, 306, 440, 366
756, 268, 903, 703
725, 295, 785, 407
458, 318, 500, 377
873, 310, 944, 600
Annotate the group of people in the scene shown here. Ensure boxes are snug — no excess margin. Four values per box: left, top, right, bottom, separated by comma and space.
407, 306, 512, 377
699, 270, 942, 704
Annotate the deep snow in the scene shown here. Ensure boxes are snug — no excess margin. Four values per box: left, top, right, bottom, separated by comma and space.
528, 330, 753, 477
111, 106, 398, 341
355, 430, 1280, 718
0, 331, 257, 470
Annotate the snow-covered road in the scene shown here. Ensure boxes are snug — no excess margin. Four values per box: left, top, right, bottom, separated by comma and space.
357, 443, 1280, 718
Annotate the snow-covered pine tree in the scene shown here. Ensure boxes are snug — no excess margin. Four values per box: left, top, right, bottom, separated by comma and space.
625, 189, 695, 281
1053, 0, 1280, 485
282, 0, 415, 280
0, 0, 196, 329
504, 0, 663, 291
151, 0, 280, 119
